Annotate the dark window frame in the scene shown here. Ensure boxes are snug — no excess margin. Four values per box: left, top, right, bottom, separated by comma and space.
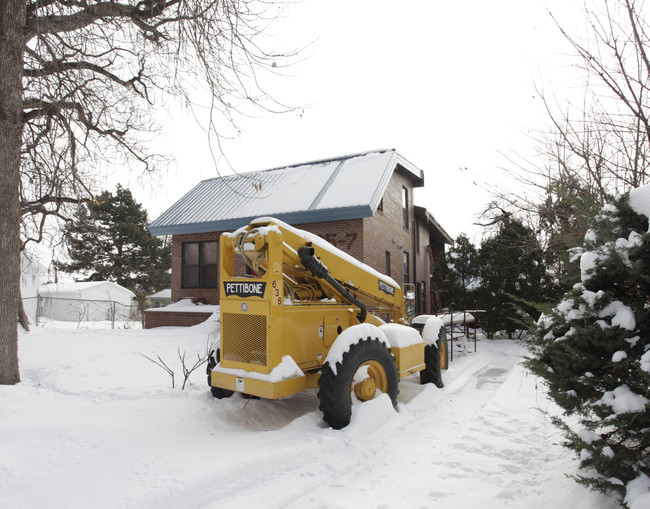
402, 187, 409, 230
403, 251, 410, 284
182, 240, 219, 289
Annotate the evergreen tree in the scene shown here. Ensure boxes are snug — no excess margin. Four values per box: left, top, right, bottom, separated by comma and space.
438, 234, 479, 311
58, 185, 171, 320
475, 218, 550, 338
526, 187, 650, 506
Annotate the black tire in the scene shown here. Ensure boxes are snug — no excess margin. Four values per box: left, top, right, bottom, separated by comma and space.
211, 386, 234, 399
420, 327, 447, 388
206, 349, 218, 387
318, 337, 399, 430
207, 348, 234, 399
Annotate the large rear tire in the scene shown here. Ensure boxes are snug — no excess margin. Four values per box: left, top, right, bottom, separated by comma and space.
420, 328, 447, 388
318, 337, 399, 430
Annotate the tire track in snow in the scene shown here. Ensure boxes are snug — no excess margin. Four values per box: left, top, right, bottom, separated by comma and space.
282, 341, 529, 508
148, 341, 601, 509
184, 341, 526, 509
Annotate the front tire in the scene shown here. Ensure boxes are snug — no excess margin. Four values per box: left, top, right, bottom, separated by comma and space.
318, 337, 399, 430
207, 348, 234, 399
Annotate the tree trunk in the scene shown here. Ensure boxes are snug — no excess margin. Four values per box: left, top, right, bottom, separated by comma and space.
0, 0, 25, 384
18, 294, 30, 332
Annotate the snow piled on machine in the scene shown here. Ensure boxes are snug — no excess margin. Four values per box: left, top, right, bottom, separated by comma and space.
323, 323, 390, 375
421, 315, 445, 346
379, 323, 424, 347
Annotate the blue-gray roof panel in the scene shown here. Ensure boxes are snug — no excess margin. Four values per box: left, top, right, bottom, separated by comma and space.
149, 149, 422, 236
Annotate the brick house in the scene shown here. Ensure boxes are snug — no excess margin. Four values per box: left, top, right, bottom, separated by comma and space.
146, 149, 452, 328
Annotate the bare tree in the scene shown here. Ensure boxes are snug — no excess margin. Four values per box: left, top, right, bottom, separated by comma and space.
0, 0, 294, 384
484, 0, 650, 280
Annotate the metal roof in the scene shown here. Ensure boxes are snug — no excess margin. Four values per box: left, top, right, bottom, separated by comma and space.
149, 149, 425, 236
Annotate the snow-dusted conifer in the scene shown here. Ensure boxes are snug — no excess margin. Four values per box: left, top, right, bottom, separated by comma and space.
526, 186, 650, 507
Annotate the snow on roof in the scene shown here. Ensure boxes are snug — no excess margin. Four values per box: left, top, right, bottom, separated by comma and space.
148, 149, 424, 236
149, 288, 171, 299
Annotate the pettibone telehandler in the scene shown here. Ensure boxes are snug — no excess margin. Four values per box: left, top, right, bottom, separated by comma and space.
207, 217, 447, 429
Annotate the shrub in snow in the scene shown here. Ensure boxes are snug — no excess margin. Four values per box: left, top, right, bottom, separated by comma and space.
526, 187, 650, 507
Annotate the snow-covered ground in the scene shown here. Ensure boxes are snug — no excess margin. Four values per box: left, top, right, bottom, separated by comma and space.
1, 320, 618, 509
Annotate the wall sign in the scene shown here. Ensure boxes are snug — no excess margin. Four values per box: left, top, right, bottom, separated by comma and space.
323, 232, 357, 250
378, 280, 396, 296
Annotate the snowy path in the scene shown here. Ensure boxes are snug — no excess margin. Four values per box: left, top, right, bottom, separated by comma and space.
1, 327, 616, 509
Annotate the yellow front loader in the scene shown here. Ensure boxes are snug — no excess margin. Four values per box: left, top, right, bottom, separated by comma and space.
207, 217, 447, 429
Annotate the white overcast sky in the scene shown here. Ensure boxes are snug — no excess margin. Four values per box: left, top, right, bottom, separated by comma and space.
115, 0, 589, 243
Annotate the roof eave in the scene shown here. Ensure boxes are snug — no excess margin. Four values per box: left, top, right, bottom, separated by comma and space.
415, 206, 454, 245
149, 205, 375, 236
394, 152, 425, 187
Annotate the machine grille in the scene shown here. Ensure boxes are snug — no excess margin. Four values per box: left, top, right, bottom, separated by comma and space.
222, 313, 268, 366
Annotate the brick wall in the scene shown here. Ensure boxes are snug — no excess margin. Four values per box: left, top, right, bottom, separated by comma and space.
144, 310, 213, 328
363, 172, 414, 283
295, 218, 364, 262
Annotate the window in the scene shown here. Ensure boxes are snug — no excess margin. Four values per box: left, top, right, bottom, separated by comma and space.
403, 251, 410, 284
182, 240, 218, 288
421, 281, 426, 314
415, 220, 420, 253
385, 251, 391, 276
402, 187, 409, 229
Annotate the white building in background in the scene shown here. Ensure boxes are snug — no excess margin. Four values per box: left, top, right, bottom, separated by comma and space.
147, 288, 171, 308
21, 253, 47, 324
38, 281, 135, 323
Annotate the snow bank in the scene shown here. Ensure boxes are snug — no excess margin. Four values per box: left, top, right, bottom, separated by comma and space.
146, 298, 219, 313
0, 330, 617, 509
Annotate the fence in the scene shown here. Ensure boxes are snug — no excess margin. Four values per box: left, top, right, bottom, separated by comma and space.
22, 296, 143, 330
